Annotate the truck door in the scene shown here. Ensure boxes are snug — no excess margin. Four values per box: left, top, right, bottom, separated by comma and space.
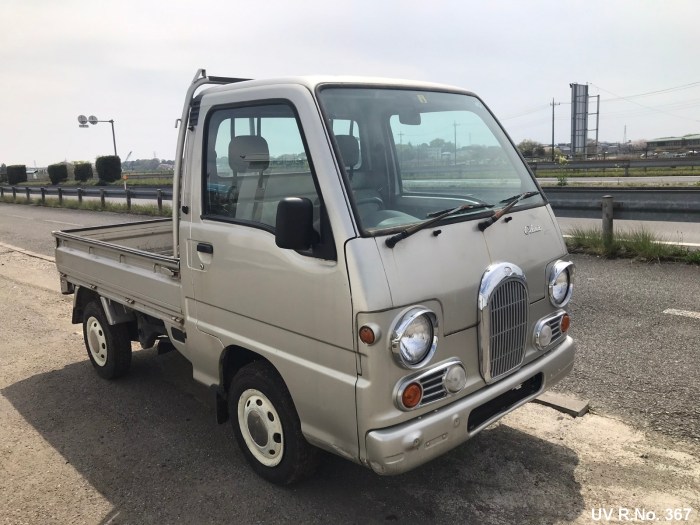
185, 87, 358, 458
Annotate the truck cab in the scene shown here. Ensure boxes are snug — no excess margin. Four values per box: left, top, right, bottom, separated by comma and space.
55, 71, 575, 484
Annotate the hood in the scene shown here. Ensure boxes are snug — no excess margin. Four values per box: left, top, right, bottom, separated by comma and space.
375, 205, 567, 334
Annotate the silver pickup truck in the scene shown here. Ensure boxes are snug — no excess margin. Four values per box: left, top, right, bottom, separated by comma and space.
54, 69, 575, 484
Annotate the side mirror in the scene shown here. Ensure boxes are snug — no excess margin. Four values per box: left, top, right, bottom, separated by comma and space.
275, 197, 314, 250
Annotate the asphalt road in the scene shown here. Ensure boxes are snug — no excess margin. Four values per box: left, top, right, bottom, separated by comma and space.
0, 203, 146, 256
554, 254, 700, 443
1, 202, 699, 523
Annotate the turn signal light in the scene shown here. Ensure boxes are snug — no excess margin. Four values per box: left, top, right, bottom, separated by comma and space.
560, 313, 571, 333
401, 382, 423, 409
359, 325, 376, 345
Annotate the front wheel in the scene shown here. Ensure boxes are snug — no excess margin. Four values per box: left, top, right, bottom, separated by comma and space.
229, 361, 319, 484
82, 300, 132, 379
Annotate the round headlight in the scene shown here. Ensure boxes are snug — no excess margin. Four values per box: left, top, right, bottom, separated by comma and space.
548, 261, 574, 307
391, 308, 438, 369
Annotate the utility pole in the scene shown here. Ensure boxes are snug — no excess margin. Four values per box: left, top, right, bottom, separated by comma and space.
550, 98, 560, 162
453, 121, 459, 166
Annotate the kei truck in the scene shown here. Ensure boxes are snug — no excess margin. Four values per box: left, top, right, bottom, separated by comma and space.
53, 69, 575, 484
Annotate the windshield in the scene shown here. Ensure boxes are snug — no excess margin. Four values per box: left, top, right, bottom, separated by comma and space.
317, 87, 543, 234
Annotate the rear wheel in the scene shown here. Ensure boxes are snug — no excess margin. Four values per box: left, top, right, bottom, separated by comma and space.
82, 301, 132, 379
229, 361, 319, 484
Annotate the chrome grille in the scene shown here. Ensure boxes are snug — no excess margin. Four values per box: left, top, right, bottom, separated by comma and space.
395, 359, 465, 411
419, 368, 447, 405
478, 263, 529, 384
490, 279, 528, 379
545, 315, 563, 341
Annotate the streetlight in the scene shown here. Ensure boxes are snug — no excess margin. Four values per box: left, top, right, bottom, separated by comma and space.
77, 114, 118, 157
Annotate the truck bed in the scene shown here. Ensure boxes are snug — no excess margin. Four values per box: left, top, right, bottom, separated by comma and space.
53, 219, 182, 322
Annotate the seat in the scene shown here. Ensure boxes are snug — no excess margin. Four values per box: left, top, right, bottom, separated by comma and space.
335, 135, 386, 223
227, 135, 270, 222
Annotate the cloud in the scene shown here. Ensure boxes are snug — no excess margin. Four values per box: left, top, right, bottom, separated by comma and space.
1, 0, 698, 166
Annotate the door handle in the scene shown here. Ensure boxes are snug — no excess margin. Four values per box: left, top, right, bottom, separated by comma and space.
196, 243, 214, 254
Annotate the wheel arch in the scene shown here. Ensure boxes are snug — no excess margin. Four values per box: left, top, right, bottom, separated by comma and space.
214, 345, 283, 424
72, 286, 100, 324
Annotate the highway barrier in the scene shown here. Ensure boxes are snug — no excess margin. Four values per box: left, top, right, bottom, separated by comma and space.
1, 185, 699, 222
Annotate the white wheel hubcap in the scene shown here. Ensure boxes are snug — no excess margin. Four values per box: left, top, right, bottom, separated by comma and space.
238, 389, 284, 467
86, 316, 108, 367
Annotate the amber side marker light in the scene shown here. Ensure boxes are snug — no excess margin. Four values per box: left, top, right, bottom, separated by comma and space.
359, 325, 376, 345
402, 382, 423, 409
560, 313, 571, 333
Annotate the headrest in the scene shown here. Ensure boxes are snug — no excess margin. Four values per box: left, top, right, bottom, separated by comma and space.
229, 135, 269, 172
335, 135, 359, 168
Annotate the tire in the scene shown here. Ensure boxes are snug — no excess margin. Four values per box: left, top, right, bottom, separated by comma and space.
82, 300, 132, 379
229, 361, 320, 484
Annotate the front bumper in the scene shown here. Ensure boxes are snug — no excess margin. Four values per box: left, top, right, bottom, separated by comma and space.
364, 336, 575, 475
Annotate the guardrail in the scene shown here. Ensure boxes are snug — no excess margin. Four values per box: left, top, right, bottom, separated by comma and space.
529, 157, 700, 172
0, 185, 172, 212
544, 187, 700, 222
1, 185, 698, 222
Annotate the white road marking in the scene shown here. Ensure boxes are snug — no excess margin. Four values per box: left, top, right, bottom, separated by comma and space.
42, 219, 83, 226
1, 212, 82, 227
663, 308, 700, 320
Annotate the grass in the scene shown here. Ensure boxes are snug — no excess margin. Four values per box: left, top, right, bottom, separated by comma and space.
566, 226, 698, 264
535, 166, 698, 179
0, 195, 171, 217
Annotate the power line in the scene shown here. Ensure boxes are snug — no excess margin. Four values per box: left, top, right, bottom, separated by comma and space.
598, 81, 700, 103
589, 82, 700, 124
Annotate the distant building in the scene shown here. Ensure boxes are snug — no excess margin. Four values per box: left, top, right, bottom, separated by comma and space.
646, 134, 700, 151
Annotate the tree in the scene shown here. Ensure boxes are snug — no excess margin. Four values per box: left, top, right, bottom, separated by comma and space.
74, 162, 94, 182
7, 165, 27, 185
95, 155, 122, 183
48, 163, 69, 185
517, 139, 545, 158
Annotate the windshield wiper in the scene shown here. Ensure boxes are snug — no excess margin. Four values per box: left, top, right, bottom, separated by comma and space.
426, 198, 492, 218
386, 203, 493, 248
478, 191, 540, 232
498, 190, 541, 205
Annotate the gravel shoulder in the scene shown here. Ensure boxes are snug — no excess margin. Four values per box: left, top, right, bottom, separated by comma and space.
1, 250, 699, 524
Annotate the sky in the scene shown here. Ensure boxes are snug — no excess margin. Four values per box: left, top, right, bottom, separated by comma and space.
2, 0, 699, 167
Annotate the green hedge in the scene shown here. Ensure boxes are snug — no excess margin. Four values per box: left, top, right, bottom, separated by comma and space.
7, 165, 27, 185
74, 162, 94, 182
95, 155, 121, 183
48, 163, 69, 185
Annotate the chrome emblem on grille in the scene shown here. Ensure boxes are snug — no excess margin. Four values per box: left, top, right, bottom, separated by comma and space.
524, 225, 542, 235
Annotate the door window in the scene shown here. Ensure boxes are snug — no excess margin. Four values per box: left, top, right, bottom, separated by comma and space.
203, 103, 320, 230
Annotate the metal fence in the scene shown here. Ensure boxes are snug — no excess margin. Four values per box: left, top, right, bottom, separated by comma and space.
544, 187, 699, 222
2, 184, 698, 223
529, 157, 700, 173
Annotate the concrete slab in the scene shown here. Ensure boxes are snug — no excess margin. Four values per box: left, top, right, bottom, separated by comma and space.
534, 391, 590, 418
